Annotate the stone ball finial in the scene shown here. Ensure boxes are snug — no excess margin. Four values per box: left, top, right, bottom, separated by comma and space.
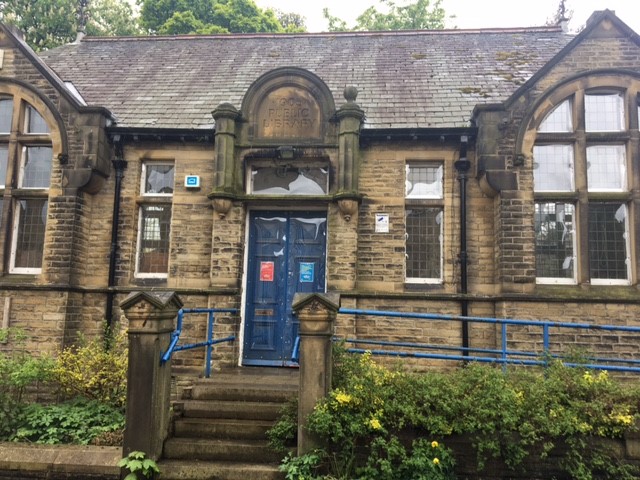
344, 85, 358, 103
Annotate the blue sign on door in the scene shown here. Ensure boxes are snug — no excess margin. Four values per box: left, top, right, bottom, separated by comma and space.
300, 262, 315, 283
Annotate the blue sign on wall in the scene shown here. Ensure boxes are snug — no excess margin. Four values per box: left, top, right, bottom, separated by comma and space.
300, 262, 314, 283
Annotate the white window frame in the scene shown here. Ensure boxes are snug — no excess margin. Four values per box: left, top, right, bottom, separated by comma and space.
534, 202, 577, 285
9, 199, 47, 274
405, 162, 444, 284
135, 161, 174, 279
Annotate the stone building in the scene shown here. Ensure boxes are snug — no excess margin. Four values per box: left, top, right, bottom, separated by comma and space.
0, 10, 639, 369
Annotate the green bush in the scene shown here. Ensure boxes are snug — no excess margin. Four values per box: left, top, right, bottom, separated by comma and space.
52, 331, 127, 409
271, 347, 640, 480
0, 328, 54, 439
11, 397, 124, 444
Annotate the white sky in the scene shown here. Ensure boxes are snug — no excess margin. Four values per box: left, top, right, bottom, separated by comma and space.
254, 0, 640, 33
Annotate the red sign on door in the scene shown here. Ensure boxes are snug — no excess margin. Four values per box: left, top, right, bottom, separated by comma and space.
260, 261, 274, 282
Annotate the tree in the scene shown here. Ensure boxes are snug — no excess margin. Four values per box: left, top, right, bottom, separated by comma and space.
0, 0, 140, 51
140, 0, 289, 34
323, 0, 447, 32
275, 10, 307, 33
546, 0, 573, 27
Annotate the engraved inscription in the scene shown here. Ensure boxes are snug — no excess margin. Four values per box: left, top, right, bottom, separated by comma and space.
256, 86, 321, 139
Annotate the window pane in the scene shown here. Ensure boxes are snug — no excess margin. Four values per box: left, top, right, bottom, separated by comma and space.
585, 93, 624, 132
535, 203, 575, 280
144, 164, 174, 194
138, 205, 171, 274
586, 145, 626, 191
538, 99, 573, 133
0, 145, 8, 187
533, 145, 574, 191
13, 199, 47, 270
588, 203, 628, 281
25, 105, 49, 134
406, 207, 442, 280
20, 146, 52, 188
0, 99, 12, 133
406, 164, 443, 199
251, 165, 328, 195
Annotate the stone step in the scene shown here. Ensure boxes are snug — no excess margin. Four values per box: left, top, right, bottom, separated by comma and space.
174, 417, 274, 440
158, 459, 284, 480
182, 400, 284, 421
190, 384, 297, 403
163, 437, 282, 463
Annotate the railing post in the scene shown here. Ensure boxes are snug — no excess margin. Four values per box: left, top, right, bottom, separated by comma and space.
120, 291, 183, 465
292, 293, 340, 455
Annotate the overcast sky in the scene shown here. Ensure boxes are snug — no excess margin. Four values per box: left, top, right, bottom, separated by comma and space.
254, 0, 640, 33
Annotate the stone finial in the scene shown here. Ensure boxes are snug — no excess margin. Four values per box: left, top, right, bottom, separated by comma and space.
344, 85, 358, 103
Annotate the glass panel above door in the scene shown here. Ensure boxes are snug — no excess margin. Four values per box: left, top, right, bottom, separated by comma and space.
250, 164, 329, 195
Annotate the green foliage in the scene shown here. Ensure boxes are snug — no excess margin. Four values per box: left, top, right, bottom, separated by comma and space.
0, 329, 54, 439
10, 397, 124, 444
118, 451, 160, 480
140, 0, 299, 34
52, 332, 127, 409
267, 398, 298, 453
0, 0, 140, 51
323, 0, 448, 32
271, 347, 640, 480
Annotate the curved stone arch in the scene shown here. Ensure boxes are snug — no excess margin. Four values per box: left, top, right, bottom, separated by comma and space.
515, 69, 640, 165
0, 77, 68, 160
241, 67, 336, 143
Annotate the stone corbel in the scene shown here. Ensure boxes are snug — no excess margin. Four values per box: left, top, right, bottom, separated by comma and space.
208, 191, 237, 219
333, 192, 363, 222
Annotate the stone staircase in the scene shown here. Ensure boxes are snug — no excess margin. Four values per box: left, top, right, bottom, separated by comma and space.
158, 368, 298, 480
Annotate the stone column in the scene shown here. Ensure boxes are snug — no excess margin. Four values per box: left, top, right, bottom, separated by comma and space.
120, 291, 183, 462
211, 102, 241, 194
293, 293, 340, 455
335, 86, 365, 194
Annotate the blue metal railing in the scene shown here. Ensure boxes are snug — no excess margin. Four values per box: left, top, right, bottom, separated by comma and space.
161, 308, 237, 377
336, 308, 640, 373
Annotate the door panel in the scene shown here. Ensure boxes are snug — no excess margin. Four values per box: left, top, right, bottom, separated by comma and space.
243, 211, 326, 366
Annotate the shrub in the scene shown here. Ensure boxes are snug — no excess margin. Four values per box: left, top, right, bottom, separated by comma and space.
0, 328, 54, 439
271, 346, 640, 480
52, 331, 127, 409
11, 397, 124, 444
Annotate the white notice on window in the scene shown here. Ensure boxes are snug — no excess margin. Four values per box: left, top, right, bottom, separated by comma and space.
375, 213, 389, 233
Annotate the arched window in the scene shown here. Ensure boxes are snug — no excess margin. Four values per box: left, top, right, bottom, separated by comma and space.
0, 90, 55, 274
532, 80, 639, 285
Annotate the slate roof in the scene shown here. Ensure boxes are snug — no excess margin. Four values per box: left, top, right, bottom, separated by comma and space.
39, 28, 574, 130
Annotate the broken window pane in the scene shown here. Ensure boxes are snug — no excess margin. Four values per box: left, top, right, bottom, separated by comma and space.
588, 203, 629, 281
587, 145, 626, 191
533, 145, 574, 192
585, 93, 624, 132
251, 165, 328, 195
406, 164, 443, 199
144, 163, 174, 194
535, 202, 575, 281
538, 99, 572, 132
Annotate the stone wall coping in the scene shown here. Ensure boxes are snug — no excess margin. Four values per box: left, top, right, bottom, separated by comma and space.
0, 442, 121, 477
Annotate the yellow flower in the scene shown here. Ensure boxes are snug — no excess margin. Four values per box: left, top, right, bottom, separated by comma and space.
433, 458, 440, 465
431, 441, 439, 448
334, 391, 353, 405
369, 418, 382, 430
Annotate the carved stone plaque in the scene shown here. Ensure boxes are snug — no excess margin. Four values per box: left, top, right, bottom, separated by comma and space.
256, 86, 322, 139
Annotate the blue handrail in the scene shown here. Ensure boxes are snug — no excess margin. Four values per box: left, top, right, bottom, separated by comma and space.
161, 308, 237, 377
337, 308, 640, 373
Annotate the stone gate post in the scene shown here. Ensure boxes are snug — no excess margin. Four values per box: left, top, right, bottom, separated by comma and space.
292, 293, 340, 455
120, 291, 183, 462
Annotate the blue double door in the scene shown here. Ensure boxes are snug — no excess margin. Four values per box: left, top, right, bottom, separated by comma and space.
243, 211, 327, 366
